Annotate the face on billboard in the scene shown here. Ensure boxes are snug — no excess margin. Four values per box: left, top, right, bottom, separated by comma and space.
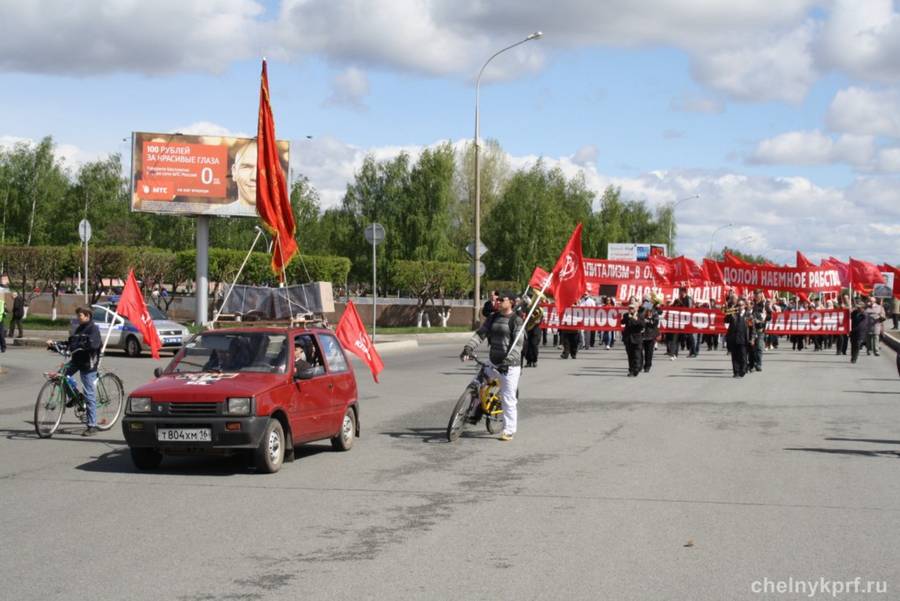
232, 141, 257, 206
130, 132, 288, 217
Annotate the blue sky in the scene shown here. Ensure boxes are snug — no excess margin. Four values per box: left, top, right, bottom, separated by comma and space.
1, 0, 899, 265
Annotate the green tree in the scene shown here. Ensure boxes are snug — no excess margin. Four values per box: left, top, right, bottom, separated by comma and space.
483, 161, 593, 284
451, 139, 511, 254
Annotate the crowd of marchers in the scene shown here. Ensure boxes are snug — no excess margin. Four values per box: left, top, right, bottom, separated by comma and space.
483, 287, 897, 379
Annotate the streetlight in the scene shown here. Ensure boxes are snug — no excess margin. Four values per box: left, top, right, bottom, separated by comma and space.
668, 194, 699, 256
472, 31, 543, 325
708, 223, 734, 256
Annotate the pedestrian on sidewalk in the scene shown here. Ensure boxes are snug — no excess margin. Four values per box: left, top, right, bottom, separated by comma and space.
10, 291, 24, 339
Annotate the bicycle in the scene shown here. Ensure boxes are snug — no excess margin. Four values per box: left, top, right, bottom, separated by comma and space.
34, 342, 125, 438
446, 354, 505, 442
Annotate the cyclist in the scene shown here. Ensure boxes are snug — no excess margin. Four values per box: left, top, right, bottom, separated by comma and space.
460, 290, 524, 441
48, 307, 102, 436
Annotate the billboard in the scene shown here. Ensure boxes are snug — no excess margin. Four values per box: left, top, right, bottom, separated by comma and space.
607, 243, 668, 261
130, 132, 290, 217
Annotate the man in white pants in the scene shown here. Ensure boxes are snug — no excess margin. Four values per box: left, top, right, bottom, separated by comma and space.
461, 291, 524, 441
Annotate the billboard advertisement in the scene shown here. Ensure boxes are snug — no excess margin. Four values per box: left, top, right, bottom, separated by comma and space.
130, 132, 290, 217
607, 243, 668, 261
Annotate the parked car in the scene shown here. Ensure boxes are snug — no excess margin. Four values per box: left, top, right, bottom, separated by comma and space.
72, 303, 190, 357
122, 325, 359, 473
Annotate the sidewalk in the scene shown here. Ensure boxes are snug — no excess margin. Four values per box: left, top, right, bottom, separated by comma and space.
881, 327, 900, 354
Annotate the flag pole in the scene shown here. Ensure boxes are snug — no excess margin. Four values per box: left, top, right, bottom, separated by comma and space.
210, 226, 266, 327
506, 275, 553, 359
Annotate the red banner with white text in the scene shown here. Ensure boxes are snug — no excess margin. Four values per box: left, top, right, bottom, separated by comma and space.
583, 259, 656, 286
721, 260, 842, 293
541, 305, 849, 335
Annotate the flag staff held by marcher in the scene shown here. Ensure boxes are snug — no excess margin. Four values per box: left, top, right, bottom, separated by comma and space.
509, 223, 586, 354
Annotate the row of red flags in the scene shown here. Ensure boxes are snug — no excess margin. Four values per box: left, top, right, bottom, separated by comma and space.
531, 225, 900, 318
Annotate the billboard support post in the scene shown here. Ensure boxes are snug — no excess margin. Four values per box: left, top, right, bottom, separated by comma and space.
196, 216, 209, 326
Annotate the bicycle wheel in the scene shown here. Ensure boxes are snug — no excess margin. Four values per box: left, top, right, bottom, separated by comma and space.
95, 372, 125, 430
34, 380, 65, 438
446, 386, 475, 442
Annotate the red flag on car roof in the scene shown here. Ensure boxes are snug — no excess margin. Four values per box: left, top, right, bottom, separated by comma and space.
117, 270, 162, 359
336, 300, 384, 383
256, 59, 298, 279
550, 224, 587, 315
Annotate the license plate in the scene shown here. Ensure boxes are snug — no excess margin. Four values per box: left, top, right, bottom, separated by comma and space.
163, 337, 180, 345
157, 428, 211, 442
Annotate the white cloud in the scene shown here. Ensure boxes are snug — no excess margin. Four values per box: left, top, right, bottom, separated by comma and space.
174, 121, 250, 138
0, 135, 101, 169
749, 130, 874, 166
0, 0, 264, 75
690, 21, 818, 103
324, 67, 370, 110
826, 87, 900, 138
292, 135, 899, 264
572, 144, 598, 167
818, 0, 900, 83
670, 96, 725, 114
0, 0, 825, 102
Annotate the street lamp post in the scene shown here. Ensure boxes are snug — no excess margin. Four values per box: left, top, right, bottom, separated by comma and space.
668, 194, 699, 256
709, 223, 734, 257
473, 31, 543, 325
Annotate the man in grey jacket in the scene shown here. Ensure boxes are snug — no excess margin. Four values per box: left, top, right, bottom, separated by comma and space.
461, 291, 524, 441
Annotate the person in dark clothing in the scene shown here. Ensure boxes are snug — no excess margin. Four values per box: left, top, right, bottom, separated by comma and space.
49, 307, 102, 435
481, 290, 499, 319
849, 301, 868, 364
835, 293, 851, 355
462, 291, 524, 441
10, 291, 24, 338
725, 299, 752, 377
668, 287, 695, 359
621, 302, 645, 377
0, 294, 6, 352
641, 301, 661, 373
748, 290, 771, 372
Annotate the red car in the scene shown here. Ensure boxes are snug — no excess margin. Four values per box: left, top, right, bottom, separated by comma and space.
122, 326, 359, 473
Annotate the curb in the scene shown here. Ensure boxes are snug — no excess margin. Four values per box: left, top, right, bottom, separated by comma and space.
374, 340, 418, 353
881, 330, 900, 354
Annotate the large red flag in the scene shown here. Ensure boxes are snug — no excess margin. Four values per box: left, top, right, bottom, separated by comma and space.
528, 266, 556, 296
849, 258, 885, 291
673, 256, 704, 286
256, 60, 298, 279
335, 300, 384, 383
117, 270, 162, 360
649, 255, 675, 285
702, 258, 725, 285
823, 257, 850, 287
550, 224, 586, 315
796, 251, 814, 268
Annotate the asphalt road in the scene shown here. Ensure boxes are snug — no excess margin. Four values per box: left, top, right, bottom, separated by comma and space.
1, 338, 899, 601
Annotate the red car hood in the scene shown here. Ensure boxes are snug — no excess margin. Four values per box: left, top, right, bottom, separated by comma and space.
131, 372, 289, 402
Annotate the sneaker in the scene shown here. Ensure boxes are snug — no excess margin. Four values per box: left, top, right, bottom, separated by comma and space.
81, 426, 98, 437
498, 433, 514, 442
670, 355, 676, 361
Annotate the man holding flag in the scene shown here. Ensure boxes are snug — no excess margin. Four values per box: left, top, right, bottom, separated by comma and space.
459, 224, 586, 441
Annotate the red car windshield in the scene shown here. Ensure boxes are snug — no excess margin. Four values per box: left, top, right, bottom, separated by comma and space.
171, 332, 289, 374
